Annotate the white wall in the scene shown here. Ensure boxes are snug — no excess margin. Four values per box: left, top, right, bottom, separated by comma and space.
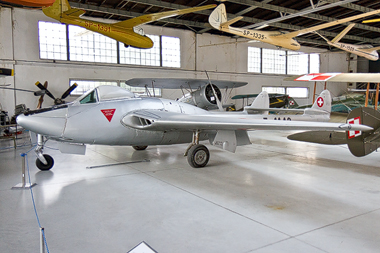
0, 7, 351, 113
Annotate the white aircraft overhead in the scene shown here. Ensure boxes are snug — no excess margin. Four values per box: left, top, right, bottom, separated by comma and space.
16, 85, 373, 170
316, 24, 380, 61
209, 4, 380, 51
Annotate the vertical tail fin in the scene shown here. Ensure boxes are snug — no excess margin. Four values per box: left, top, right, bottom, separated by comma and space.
244, 91, 269, 115
42, 0, 72, 20
311, 90, 332, 113
209, 4, 228, 29
331, 23, 355, 43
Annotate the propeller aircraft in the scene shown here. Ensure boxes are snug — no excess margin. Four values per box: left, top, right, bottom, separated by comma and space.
316, 24, 380, 61
42, 0, 216, 49
208, 4, 380, 51
16, 85, 373, 171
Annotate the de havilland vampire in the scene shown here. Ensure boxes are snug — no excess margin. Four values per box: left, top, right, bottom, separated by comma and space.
16, 85, 375, 170
17, 86, 373, 170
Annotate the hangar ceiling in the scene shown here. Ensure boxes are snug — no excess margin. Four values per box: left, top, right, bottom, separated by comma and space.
7, 0, 380, 49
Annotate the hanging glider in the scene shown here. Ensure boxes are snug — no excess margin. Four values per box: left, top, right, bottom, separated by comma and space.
209, 4, 380, 51
43, 0, 216, 49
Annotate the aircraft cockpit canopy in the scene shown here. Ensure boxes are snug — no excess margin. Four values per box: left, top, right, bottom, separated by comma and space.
76, 85, 137, 105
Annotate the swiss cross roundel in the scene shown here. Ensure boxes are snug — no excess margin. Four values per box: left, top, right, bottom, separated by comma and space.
317, 97, 324, 107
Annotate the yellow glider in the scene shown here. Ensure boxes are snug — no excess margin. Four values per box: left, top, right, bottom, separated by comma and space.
43, 0, 216, 49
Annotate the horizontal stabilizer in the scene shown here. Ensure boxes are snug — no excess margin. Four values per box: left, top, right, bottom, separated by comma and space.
221, 16, 243, 28
287, 131, 347, 145
331, 23, 355, 43
346, 107, 380, 157
63, 8, 85, 17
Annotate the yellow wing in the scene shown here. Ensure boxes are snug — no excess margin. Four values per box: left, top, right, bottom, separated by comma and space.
115, 4, 216, 28
363, 18, 380, 23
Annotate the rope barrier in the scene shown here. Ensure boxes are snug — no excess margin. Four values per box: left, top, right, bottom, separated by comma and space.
22, 149, 50, 253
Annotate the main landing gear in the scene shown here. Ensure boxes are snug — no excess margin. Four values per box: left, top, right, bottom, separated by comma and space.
185, 130, 210, 168
35, 134, 54, 171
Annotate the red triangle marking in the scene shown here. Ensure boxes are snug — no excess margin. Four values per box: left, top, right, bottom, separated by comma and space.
101, 109, 116, 122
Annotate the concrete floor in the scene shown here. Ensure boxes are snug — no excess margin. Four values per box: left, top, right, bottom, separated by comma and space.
1, 130, 380, 253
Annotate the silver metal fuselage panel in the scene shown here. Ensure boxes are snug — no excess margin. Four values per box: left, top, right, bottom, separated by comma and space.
59, 97, 207, 145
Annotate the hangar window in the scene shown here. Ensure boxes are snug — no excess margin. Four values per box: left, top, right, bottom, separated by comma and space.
248, 47, 320, 74
287, 54, 309, 75
287, 87, 308, 98
262, 49, 286, 75
68, 26, 117, 63
119, 35, 160, 66
38, 21, 67, 60
248, 47, 261, 73
309, 54, 320, 73
162, 36, 181, 68
262, 87, 308, 98
70, 80, 119, 95
262, 87, 285, 94
38, 22, 181, 68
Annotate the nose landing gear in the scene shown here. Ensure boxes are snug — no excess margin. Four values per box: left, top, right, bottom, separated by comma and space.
35, 134, 54, 171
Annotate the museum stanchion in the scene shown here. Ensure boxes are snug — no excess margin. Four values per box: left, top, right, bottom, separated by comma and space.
12, 153, 36, 189
40, 227, 45, 253
11, 150, 50, 252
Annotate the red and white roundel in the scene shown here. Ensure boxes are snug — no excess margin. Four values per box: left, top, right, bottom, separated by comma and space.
317, 97, 324, 107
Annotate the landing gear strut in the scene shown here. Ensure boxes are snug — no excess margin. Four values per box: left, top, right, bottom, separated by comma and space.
185, 130, 210, 168
35, 134, 54, 171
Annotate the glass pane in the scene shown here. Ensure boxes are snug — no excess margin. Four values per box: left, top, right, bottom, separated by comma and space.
309, 54, 320, 73
38, 21, 67, 60
287, 87, 308, 98
262, 48, 286, 74
287, 54, 309, 75
262, 87, 286, 94
248, 47, 261, 73
119, 35, 160, 66
70, 80, 118, 95
68, 25, 117, 64
162, 36, 180, 68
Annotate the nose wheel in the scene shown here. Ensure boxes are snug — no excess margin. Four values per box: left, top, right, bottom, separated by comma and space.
36, 154, 54, 171
35, 134, 55, 171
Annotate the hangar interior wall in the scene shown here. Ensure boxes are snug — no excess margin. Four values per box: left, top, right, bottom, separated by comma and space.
0, 7, 360, 113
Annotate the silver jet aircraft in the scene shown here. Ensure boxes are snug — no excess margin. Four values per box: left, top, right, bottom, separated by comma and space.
17, 85, 373, 170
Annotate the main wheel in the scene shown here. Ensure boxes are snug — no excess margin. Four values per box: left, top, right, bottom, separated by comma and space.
36, 154, 54, 171
132, 146, 148, 151
187, 144, 210, 168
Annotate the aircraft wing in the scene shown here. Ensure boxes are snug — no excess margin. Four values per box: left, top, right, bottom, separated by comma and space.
115, 4, 216, 28
285, 73, 380, 83
122, 109, 372, 132
277, 8, 380, 39
125, 78, 247, 89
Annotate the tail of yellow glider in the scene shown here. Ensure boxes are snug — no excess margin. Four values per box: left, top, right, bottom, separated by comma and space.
43, 0, 84, 20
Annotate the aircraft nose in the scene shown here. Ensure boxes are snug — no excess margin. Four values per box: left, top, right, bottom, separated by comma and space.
17, 109, 67, 137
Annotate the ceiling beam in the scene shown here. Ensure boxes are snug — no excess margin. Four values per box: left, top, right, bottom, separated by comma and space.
227, 0, 380, 34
